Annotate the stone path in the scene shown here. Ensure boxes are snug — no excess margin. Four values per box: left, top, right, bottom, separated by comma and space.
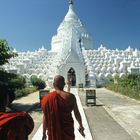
79, 88, 140, 140
11, 88, 140, 140
12, 91, 39, 112
79, 89, 131, 140
11, 91, 42, 139
96, 88, 140, 140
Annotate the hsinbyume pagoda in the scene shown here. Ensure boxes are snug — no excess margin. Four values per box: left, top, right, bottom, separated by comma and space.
4, 0, 140, 87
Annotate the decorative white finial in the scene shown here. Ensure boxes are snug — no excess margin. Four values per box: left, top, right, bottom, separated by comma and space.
69, 0, 73, 5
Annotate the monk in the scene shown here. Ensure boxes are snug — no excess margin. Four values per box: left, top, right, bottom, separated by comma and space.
41, 75, 85, 140
0, 87, 34, 140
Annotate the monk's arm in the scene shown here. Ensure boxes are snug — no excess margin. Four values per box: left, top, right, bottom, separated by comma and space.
42, 114, 48, 137
73, 96, 85, 137
73, 96, 83, 128
67, 81, 71, 92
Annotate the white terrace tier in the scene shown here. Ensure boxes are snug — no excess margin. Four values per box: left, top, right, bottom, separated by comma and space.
83, 45, 140, 87
4, 45, 140, 87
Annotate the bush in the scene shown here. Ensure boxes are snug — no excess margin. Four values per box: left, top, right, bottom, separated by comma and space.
35, 79, 46, 89
0, 70, 23, 103
9, 75, 26, 89
30, 75, 38, 86
106, 73, 140, 100
15, 87, 37, 99
30, 76, 46, 90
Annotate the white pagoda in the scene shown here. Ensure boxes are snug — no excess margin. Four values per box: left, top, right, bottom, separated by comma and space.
4, 0, 140, 88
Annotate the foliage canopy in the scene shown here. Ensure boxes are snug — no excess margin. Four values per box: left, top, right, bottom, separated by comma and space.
0, 39, 17, 65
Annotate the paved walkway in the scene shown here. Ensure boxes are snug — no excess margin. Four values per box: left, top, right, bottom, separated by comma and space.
79, 88, 140, 140
12, 91, 39, 112
11, 88, 140, 140
11, 91, 42, 139
96, 88, 140, 140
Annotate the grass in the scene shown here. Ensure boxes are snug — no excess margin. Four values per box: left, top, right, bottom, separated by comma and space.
106, 83, 140, 101
15, 86, 37, 99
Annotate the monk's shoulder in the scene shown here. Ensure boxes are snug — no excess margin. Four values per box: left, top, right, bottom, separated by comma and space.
69, 93, 75, 99
41, 91, 55, 106
62, 92, 75, 108
64, 92, 76, 101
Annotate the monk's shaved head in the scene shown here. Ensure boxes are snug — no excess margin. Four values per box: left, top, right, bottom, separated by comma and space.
53, 75, 65, 90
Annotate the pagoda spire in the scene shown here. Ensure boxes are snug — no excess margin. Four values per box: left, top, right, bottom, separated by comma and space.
69, 0, 73, 5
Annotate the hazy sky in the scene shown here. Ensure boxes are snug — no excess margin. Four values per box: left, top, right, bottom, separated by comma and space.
0, 0, 140, 51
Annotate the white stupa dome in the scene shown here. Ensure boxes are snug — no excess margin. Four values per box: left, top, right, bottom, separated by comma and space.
105, 73, 112, 78
119, 73, 125, 78
58, 3, 86, 33
64, 4, 78, 21
112, 73, 118, 77
51, 0, 93, 52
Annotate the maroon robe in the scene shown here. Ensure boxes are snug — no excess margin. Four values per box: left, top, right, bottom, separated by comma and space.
41, 91, 75, 140
0, 112, 34, 140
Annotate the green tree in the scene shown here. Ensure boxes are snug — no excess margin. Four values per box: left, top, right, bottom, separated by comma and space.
9, 75, 26, 89
30, 75, 38, 86
30, 76, 46, 90
0, 69, 17, 104
0, 39, 17, 65
36, 79, 46, 89
0, 39, 18, 104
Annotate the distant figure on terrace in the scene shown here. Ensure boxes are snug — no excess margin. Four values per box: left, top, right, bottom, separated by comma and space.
41, 75, 85, 140
0, 87, 34, 140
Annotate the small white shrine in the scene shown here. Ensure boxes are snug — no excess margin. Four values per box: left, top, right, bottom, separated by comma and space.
4, 0, 140, 88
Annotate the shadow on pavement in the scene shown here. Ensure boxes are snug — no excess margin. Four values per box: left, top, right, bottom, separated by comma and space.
94, 104, 104, 107
84, 103, 104, 107
9, 102, 40, 112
